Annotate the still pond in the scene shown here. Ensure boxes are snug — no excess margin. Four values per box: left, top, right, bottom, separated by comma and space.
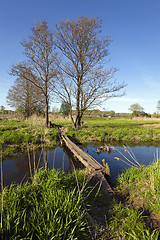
1, 143, 160, 187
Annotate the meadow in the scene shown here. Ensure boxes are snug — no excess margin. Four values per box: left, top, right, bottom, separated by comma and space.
67, 117, 160, 143
0, 117, 160, 158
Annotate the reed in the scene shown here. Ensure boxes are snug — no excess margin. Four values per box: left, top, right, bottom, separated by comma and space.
115, 145, 140, 168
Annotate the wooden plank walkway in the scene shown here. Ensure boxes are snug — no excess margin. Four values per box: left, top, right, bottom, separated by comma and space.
58, 128, 113, 195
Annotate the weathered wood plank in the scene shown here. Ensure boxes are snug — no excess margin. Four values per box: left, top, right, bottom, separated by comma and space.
61, 133, 102, 171
58, 128, 114, 195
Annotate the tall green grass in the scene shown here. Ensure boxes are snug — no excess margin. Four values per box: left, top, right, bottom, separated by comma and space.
116, 155, 160, 221
86, 151, 160, 239
0, 169, 90, 240
107, 201, 159, 239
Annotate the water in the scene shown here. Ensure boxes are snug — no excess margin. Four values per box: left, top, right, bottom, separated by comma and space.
1, 144, 160, 186
83, 144, 160, 181
0, 146, 84, 187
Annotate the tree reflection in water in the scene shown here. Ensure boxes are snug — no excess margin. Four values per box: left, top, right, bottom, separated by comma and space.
1, 144, 160, 187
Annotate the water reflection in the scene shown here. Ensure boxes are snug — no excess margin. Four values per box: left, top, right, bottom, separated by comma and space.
1, 144, 160, 186
1, 146, 85, 187
83, 144, 160, 181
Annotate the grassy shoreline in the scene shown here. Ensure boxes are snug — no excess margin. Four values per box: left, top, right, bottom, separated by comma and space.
1, 162, 160, 239
1, 117, 160, 158
0, 169, 91, 239
107, 158, 160, 239
0, 119, 61, 158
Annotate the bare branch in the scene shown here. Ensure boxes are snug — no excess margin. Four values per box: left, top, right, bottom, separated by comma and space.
54, 16, 126, 129
10, 20, 56, 127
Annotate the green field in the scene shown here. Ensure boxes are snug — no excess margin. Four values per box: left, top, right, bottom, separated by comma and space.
67, 117, 160, 143
0, 117, 160, 158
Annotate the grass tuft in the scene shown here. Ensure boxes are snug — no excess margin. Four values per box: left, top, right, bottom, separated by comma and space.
108, 201, 159, 239
0, 169, 90, 240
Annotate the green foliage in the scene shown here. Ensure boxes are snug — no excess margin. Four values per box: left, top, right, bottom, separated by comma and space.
116, 158, 160, 215
46, 128, 58, 140
1, 130, 24, 144
108, 158, 160, 239
108, 201, 159, 239
67, 130, 76, 138
117, 166, 145, 186
0, 169, 89, 239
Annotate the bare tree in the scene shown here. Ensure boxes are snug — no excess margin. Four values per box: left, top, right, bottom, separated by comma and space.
7, 77, 44, 118
157, 100, 160, 113
10, 20, 56, 127
54, 16, 126, 129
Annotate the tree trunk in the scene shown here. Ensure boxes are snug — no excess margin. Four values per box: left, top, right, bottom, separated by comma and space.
44, 97, 49, 128
71, 118, 76, 129
75, 114, 82, 130
75, 81, 81, 130
69, 103, 76, 129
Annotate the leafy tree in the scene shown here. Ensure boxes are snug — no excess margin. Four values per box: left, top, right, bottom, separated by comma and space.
129, 103, 144, 116
59, 101, 70, 116
157, 100, 160, 113
54, 16, 126, 129
10, 20, 56, 127
7, 77, 44, 118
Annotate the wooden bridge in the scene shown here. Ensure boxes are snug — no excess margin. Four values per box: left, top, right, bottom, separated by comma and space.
58, 128, 113, 195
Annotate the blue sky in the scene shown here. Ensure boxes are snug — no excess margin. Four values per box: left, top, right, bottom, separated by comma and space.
0, 0, 160, 113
